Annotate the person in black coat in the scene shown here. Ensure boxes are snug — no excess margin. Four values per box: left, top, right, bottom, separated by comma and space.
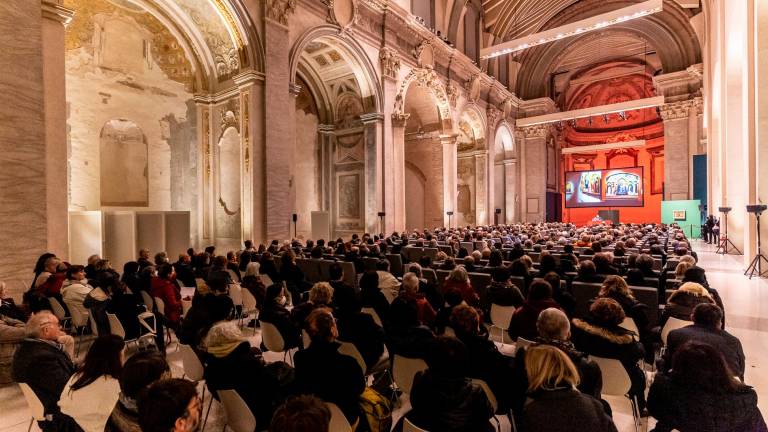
259, 283, 301, 350
522, 345, 617, 432
511, 308, 607, 423
203, 322, 281, 427
177, 279, 234, 350
329, 263, 358, 316
12, 312, 79, 432
663, 303, 745, 381
107, 282, 148, 341
571, 298, 647, 411
575, 260, 605, 283
336, 301, 385, 372
359, 271, 390, 327
173, 254, 196, 288
485, 267, 525, 312
649, 341, 766, 432
386, 295, 436, 359
279, 251, 307, 302
408, 263, 444, 312
598, 275, 650, 341
451, 304, 514, 412
405, 335, 495, 432
294, 308, 365, 425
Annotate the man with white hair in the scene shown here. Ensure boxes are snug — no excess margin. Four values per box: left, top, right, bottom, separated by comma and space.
12, 311, 77, 431
398, 272, 436, 326
511, 308, 606, 419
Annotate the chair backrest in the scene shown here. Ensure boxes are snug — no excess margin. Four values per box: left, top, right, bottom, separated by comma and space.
106, 313, 126, 339
260, 321, 286, 352
422, 268, 437, 285
241, 288, 258, 313
337, 340, 367, 374
325, 402, 353, 432
360, 307, 383, 328
571, 282, 602, 318
382, 288, 397, 304
618, 317, 639, 338
392, 355, 428, 395
470, 378, 498, 413
228, 283, 243, 307
302, 329, 311, 349
490, 304, 515, 330
153, 297, 166, 317
661, 317, 692, 345
460, 241, 474, 251
18, 382, 46, 421
515, 337, 534, 351
226, 269, 240, 283
218, 389, 257, 432
179, 343, 205, 381
386, 254, 404, 277
589, 355, 631, 397
48, 297, 68, 321
628, 285, 660, 326
403, 417, 429, 432
140, 291, 154, 310
63, 300, 88, 327
508, 276, 526, 292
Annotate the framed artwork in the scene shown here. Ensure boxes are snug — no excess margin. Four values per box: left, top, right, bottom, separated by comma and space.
673, 210, 686, 220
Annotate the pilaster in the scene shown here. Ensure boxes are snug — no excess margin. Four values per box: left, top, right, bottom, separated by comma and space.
659, 99, 696, 200
441, 134, 458, 227
520, 124, 548, 223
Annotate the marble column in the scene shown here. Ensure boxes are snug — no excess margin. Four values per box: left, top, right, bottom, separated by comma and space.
503, 159, 518, 223
42, 0, 73, 259
0, 0, 50, 297
659, 99, 695, 201
441, 134, 458, 227
521, 125, 548, 223
390, 114, 409, 232
361, 113, 384, 234
263, 2, 296, 241
474, 151, 488, 225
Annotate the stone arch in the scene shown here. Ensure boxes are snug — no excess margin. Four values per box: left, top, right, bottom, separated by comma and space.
494, 122, 515, 160
395, 67, 453, 131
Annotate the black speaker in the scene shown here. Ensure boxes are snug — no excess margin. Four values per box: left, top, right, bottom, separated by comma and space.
292, 213, 297, 222
446, 211, 454, 216
495, 208, 502, 214
747, 205, 767, 214
719, 207, 732, 213
377, 212, 386, 217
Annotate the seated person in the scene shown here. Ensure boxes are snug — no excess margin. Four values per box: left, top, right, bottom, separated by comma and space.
294, 308, 365, 426
648, 341, 766, 432
58, 335, 124, 432
386, 294, 436, 359
434, 288, 465, 335
376, 259, 401, 300
592, 253, 619, 276
12, 311, 78, 432
203, 321, 281, 427
663, 303, 744, 381
328, 263, 358, 316
682, 266, 725, 320
508, 259, 533, 295
485, 267, 524, 313
270, 395, 330, 432
462, 256, 477, 273
150, 264, 182, 329
574, 260, 604, 283
598, 275, 650, 341
522, 345, 617, 432
451, 305, 514, 411
397, 273, 436, 327
571, 298, 646, 411
0, 313, 25, 342
107, 281, 150, 342
508, 280, 562, 342
291, 282, 334, 333
512, 308, 604, 420
542, 272, 575, 318
442, 267, 479, 306
335, 298, 385, 372
406, 335, 495, 432
259, 283, 301, 350
359, 271, 390, 327
137, 379, 199, 432
407, 263, 443, 312
660, 282, 715, 328
109, 351, 170, 432
0, 281, 27, 322
241, 261, 266, 312
177, 278, 234, 350
60, 265, 93, 321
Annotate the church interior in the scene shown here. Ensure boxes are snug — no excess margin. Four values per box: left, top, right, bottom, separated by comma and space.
0, 0, 767, 431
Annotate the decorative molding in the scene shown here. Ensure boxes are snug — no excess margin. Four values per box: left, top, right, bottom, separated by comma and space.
232, 70, 265, 88
42, 0, 75, 25
465, 74, 482, 103
659, 99, 695, 121
360, 112, 385, 124
203, 109, 212, 178
647, 145, 664, 194
326, 0, 358, 30
486, 107, 502, 130
288, 83, 302, 97
446, 82, 459, 108
218, 99, 240, 140
266, 0, 297, 26
606, 147, 639, 168
241, 92, 250, 172
393, 68, 450, 121
692, 96, 704, 115
378, 47, 400, 80
391, 113, 410, 127
521, 124, 548, 139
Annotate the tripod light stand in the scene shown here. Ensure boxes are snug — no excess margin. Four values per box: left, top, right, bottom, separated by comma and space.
715, 207, 742, 255
745, 205, 768, 279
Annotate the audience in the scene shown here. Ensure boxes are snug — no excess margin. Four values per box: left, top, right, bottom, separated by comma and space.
443, 266, 479, 306
359, 271, 390, 327
260, 283, 301, 350
663, 303, 744, 381
522, 345, 617, 432
397, 273, 436, 326
485, 267, 524, 312
660, 282, 715, 328
406, 335, 495, 432
598, 275, 649, 340
294, 308, 365, 425
291, 282, 334, 332
269, 395, 330, 432
508, 280, 562, 341
58, 335, 124, 432
110, 351, 170, 432
150, 264, 182, 329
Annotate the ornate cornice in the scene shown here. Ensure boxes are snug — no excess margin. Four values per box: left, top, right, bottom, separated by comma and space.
391, 113, 410, 127
41, 0, 75, 25
379, 47, 400, 80
486, 107, 502, 130
266, 0, 297, 26
659, 99, 695, 121
520, 124, 549, 139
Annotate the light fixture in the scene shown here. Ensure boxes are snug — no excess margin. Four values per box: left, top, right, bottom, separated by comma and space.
480, 0, 662, 60
516, 96, 665, 127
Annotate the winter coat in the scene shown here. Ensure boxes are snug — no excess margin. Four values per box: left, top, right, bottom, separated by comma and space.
523, 388, 617, 432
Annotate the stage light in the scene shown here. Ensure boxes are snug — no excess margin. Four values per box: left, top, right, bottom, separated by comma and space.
603, 114, 610, 124
618, 111, 627, 120
480, 0, 662, 60
516, 96, 665, 127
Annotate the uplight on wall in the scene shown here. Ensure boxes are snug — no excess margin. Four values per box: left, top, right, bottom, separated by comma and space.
480, 0, 663, 60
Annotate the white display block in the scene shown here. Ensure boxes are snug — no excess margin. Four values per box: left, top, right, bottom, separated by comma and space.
311, 211, 331, 241
165, 212, 191, 259
103, 211, 136, 270
136, 212, 165, 257
69, 211, 104, 266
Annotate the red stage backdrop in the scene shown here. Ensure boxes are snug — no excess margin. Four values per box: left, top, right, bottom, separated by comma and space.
559, 61, 663, 225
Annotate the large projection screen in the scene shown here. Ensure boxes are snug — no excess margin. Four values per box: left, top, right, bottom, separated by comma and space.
564, 167, 644, 208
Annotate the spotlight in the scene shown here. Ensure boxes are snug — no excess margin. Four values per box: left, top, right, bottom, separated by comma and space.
618, 111, 627, 120
603, 114, 610, 124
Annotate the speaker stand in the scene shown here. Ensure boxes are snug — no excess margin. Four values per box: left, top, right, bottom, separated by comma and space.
745, 212, 768, 279
715, 213, 742, 255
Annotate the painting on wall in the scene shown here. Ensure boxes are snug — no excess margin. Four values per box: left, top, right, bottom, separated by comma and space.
337, 174, 361, 219
100, 119, 149, 206
673, 210, 686, 220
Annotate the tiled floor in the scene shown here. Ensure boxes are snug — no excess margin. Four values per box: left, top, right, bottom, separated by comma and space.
1, 239, 766, 432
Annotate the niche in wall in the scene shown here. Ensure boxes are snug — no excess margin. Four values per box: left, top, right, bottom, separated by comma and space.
100, 119, 148, 206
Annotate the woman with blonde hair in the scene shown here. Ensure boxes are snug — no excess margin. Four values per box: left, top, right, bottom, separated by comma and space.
660, 282, 715, 328
674, 261, 692, 280
291, 282, 334, 331
522, 344, 617, 432
442, 266, 479, 306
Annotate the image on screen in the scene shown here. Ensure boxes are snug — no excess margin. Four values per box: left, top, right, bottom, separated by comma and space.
564, 167, 644, 208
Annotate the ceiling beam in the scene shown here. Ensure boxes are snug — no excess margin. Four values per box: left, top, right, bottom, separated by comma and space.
561, 140, 646, 154
516, 96, 665, 127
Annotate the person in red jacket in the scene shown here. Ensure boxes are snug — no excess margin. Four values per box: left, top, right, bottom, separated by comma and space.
442, 266, 479, 306
151, 264, 182, 328
401, 272, 436, 326
508, 280, 562, 342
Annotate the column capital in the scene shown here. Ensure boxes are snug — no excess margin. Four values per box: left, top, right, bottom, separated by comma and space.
659, 99, 696, 121
439, 133, 459, 145
391, 112, 410, 127
518, 124, 549, 139
265, 0, 296, 26
288, 83, 302, 97
233, 70, 265, 89
360, 112, 385, 124
379, 47, 401, 81
502, 158, 518, 166
41, 0, 75, 25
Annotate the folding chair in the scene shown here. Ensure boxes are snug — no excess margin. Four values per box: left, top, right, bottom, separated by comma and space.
489, 304, 515, 345
19, 383, 46, 432
589, 355, 640, 432
217, 390, 256, 432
